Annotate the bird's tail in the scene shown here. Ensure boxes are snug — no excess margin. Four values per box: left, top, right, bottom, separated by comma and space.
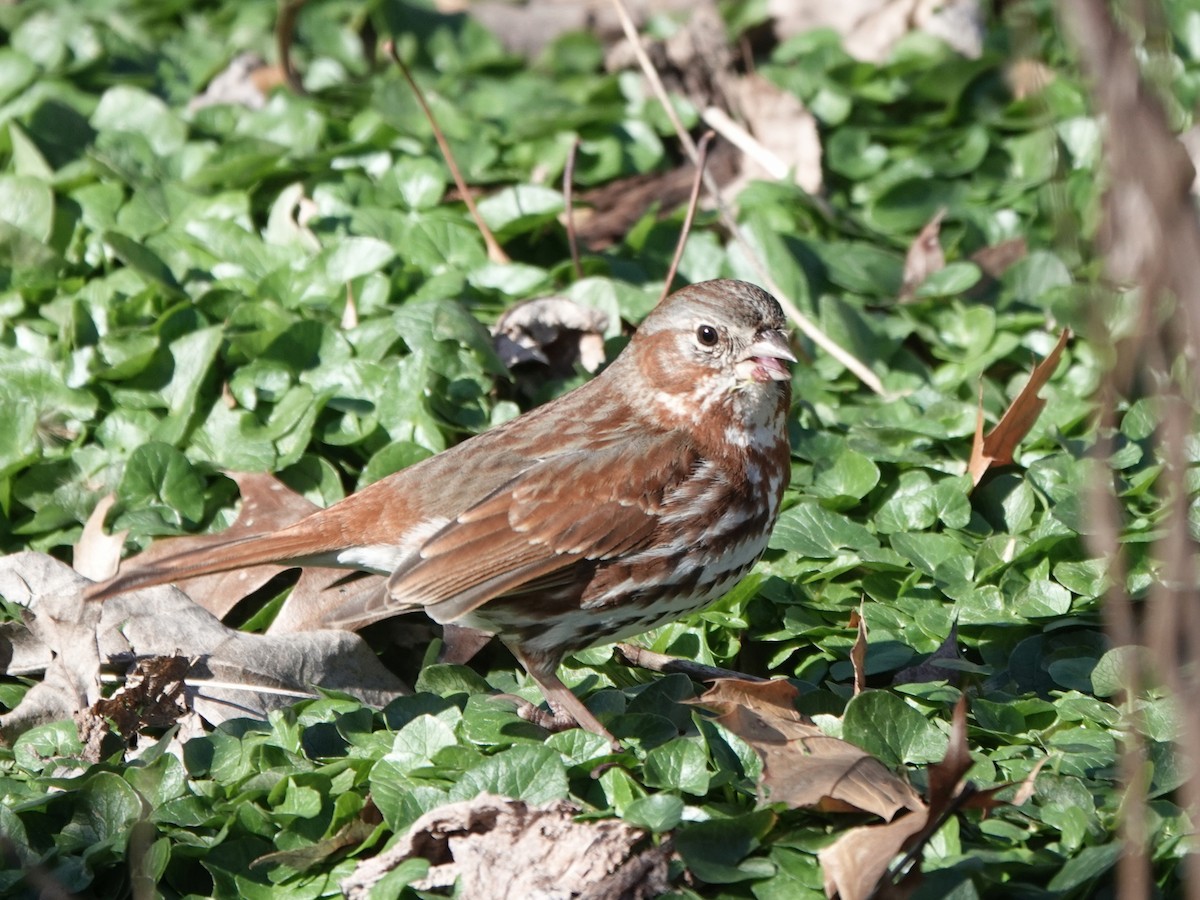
84, 525, 343, 602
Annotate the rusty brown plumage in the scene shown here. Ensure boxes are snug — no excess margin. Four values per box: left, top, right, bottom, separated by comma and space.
87, 279, 795, 747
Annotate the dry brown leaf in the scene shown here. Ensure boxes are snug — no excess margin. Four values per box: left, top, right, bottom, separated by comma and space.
0, 552, 407, 738
269, 569, 387, 634
848, 0, 983, 63
819, 810, 926, 900
818, 698, 974, 900
341, 794, 671, 900
76, 654, 192, 762
1005, 58, 1056, 99
492, 297, 610, 376
899, 209, 946, 301
441, 623, 495, 665
188, 52, 282, 112
969, 237, 1028, 279
850, 607, 868, 696
967, 329, 1072, 487
0, 552, 103, 739
690, 679, 924, 819
73, 493, 126, 582
723, 73, 822, 195
926, 697, 973, 816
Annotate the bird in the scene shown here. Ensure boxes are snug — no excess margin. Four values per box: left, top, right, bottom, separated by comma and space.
87, 279, 795, 748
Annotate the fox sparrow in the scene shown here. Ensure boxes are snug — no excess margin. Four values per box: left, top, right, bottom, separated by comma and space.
89, 279, 795, 747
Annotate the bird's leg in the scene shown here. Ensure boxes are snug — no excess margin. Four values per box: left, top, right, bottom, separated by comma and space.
506, 644, 620, 751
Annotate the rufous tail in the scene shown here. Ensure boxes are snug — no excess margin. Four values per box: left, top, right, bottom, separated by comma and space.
83, 527, 343, 602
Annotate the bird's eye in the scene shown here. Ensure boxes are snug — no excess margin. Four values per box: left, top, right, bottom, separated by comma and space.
696, 324, 719, 347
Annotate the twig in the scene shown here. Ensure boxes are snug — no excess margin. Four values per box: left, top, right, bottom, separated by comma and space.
386, 41, 510, 264
876, 784, 977, 896
100, 672, 319, 700
564, 136, 583, 280
659, 130, 714, 303
608, 0, 890, 398
701, 107, 787, 180
276, 0, 309, 95
613, 643, 767, 682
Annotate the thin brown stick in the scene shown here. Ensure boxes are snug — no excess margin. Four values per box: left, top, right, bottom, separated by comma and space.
659, 130, 714, 304
276, 0, 309, 95
613, 643, 766, 683
608, 0, 890, 398
564, 136, 583, 280
386, 42, 510, 264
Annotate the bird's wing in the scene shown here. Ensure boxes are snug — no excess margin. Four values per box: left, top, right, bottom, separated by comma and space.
322, 435, 699, 628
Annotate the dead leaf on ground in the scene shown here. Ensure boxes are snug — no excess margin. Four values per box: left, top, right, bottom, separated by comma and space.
0, 553, 103, 738
341, 793, 672, 900
819, 812, 927, 900
574, 143, 738, 250
0, 552, 408, 742
967, 329, 1072, 487
970, 237, 1028, 279
76, 654, 192, 763
690, 679, 924, 819
73, 493, 126, 582
818, 697, 975, 900
899, 209, 946, 301
850, 607, 868, 696
492, 296, 610, 376
847, 0, 984, 63
188, 52, 285, 112
1005, 58, 1056, 99
715, 73, 823, 197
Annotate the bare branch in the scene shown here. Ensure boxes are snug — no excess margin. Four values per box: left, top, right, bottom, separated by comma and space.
564, 136, 583, 280
659, 130, 714, 304
386, 41, 510, 264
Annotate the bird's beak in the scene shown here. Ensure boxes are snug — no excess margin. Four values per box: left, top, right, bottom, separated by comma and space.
736, 329, 796, 383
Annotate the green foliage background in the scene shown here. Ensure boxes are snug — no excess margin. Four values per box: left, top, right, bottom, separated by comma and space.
1, 0, 1197, 897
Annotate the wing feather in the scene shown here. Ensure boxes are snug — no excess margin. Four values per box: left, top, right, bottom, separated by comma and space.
382, 436, 698, 622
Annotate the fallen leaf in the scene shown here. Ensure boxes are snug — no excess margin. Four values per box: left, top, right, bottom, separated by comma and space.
899, 209, 946, 301
341, 794, 672, 900
968, 329, 1072, 487
819, 811, 926, 900
850, 606, 868, 695
1005, 58, 1056, 99
0, 552, 408, 739
73, 493, 126, 582
846, 0, 984, 63
690, 679, 924, 819
188, 52, 283, 112
970, 237, 1028, 279
574, 140, 739, 251
0, 553, 103, 739
818, 697, 974, 900
492, 296, 610, 376
76, 654, 191, 762
721, 73, 822, 195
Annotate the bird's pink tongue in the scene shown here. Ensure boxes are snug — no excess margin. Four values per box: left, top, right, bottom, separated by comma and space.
738, 354, 790, 383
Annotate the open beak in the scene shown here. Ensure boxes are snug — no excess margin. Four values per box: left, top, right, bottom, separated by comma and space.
736, 329, 796, 383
